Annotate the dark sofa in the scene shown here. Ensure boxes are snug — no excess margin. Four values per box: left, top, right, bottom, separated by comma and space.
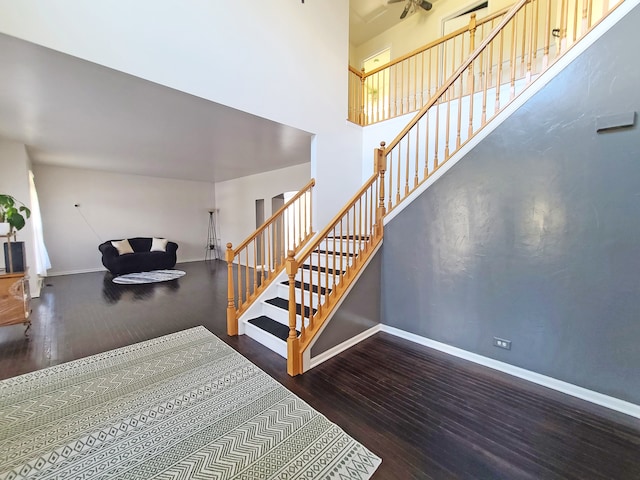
99, 237, 178, 275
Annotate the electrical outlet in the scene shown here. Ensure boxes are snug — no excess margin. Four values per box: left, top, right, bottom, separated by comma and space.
493, 337, 512, 350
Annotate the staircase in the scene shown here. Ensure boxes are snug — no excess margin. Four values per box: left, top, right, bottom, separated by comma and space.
241, 236, 360, 357
228, 0, 631, 376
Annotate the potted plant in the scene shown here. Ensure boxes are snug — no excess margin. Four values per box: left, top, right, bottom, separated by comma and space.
0, 194, 31, 236
0, 194, 31, 272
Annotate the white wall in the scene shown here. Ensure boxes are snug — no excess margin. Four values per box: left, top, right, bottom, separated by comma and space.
351, 0, 515, 69
215, 163, 311, 250
0, 0, 363, 227
0, 137, 39, 294
33, 165, 215, 275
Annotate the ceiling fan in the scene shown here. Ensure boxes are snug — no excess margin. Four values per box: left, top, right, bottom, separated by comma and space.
388, 0, 433, 19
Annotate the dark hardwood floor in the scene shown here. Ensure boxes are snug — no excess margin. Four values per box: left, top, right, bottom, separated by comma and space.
1, 261, 639, 479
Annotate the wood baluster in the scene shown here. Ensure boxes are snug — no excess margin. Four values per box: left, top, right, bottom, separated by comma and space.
396, 142, 401, 204
481, 39, 489, 126
456, 74, 463, 149
387, 68, 392, 120
434, 97, 440, 170
405, 131, 410, 196
376, 142, 386, 235
496, 30, 504, 113
297, 196, 302, 247
468, 14, 477, 139
226, 243, 237, 336
420, 51, 425, 110
244, 247, 250, 304
252, 242, 257, 296
413, 55, 418, 111
286, 251, 301, 376
586, 0, 593, 29
309, 187, 313, 237
558, 0, 567, 56
387, 149, 393, 211
316, 236, 322, 317
510, 15, 517, 100
532, 0, 540, 79
414, 117, 419, 188
543, 0, 551, 68
237, 248, 243, 308
572, 0, 579, 43
424, 105, 430, 179
520, 5, 527, 78
339, 220, 344, 282
445, 85, 451, 160
267, 224, 272, 276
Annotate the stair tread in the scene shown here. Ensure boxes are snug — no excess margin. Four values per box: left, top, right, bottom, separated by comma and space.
314, 249, 355, 257
247, 315, 298, 341
301, 264, 343, 275
327, 235, 370, 240
266, 297, 317, 316
282, 280, 331, 295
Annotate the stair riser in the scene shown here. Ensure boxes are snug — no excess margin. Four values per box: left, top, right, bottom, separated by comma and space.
319, 239, 366, 255
261, 301, 305, 330
243, 322, 287, 358
307, 251, 354, 270
294, 269, 344, 290
276, 283, 327, 309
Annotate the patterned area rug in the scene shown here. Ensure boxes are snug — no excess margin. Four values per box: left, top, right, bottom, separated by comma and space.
0, 327, 381, 479
112, 269, 186, 284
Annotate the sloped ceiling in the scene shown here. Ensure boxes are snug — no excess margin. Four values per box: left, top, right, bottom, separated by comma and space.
0, 2, 415, 184
0, 33, 313, 184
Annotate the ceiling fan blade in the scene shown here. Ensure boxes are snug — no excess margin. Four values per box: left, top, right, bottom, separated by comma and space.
387, 0, 405, 3
399, 2, 411, 19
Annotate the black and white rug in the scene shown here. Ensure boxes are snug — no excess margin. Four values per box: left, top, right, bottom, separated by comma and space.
0, 327, 381, 479
112, 269, 186, 284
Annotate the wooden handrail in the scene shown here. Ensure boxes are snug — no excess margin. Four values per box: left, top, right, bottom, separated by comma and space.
384, 0, 529, 154
227, 179, 315, 335
232, 178, 315, 255
348, 65, 364, 78
361, 5, 513, 79
294, 175, 377, 263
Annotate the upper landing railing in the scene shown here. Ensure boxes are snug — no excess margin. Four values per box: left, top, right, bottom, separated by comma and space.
348, 7, 511, 126
379, 0, 623, 216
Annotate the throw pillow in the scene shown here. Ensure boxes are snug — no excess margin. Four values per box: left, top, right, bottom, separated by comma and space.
151, 237, 168, 252
111, 239, 134, 255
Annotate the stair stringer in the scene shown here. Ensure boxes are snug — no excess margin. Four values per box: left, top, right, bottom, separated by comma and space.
302, 240, 383, 373
382, 0, 638, 227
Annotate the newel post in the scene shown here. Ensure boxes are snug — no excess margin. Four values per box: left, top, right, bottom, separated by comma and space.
226, 243, 238, 336
286, 250, 301, 376
375, 141, 387, 236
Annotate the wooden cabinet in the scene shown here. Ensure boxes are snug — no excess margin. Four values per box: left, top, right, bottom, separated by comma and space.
0, 272, 31, 333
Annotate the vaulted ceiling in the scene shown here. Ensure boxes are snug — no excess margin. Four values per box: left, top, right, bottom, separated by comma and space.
0, 3, 414, 184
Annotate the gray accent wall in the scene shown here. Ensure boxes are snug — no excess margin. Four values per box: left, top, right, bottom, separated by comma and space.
311, 249, 381, 357
381, 5, 640, 404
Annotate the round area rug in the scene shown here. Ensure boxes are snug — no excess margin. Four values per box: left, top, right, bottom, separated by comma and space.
112, 269, 186, 285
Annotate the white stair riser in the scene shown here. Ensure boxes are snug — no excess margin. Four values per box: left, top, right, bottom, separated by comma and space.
244, 322, 287, 358
276, 283, 331, 308
261, 301, 307, 330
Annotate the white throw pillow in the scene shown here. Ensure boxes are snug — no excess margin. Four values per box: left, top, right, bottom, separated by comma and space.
111, 239, 134, 255
150, 237, 168, 252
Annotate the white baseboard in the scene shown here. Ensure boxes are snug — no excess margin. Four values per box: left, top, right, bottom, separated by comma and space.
308, 324, 382, 371
48, 267, 106, 276
381, 325, 640, 420
48, 260, 205, 277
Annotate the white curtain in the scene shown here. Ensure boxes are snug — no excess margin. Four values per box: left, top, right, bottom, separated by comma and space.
28, 170, 51, 276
